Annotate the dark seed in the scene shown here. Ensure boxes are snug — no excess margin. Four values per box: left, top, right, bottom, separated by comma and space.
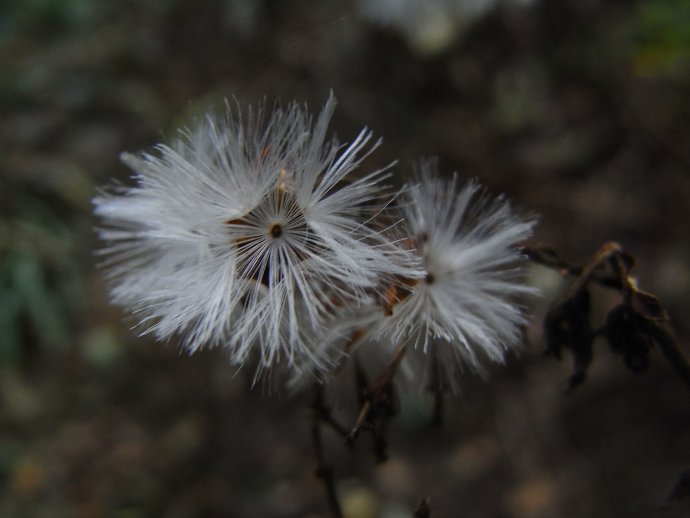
270, 223, 283, 238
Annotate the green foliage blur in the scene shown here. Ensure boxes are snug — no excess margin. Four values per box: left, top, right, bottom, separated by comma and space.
635, 0, 690, 76
0, 173, 83, 362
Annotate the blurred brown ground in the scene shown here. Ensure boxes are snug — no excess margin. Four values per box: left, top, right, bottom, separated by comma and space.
1, 1, 689, 516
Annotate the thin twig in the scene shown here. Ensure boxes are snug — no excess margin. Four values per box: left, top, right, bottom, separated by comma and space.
346, 400, 372, 443
346, 344, 407, 443
521, 243, 624, 289
568, 241, 622, 295
647, 322, 690, 393
429, 350, 444, 427
311, 385, 343, 518
413, 497, 431, 517
431, 388, 444, 427
370, 408, 391, 462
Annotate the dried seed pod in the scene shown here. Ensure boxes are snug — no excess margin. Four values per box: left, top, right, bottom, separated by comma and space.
544, 288, 592, 388
606, 303, 654, 372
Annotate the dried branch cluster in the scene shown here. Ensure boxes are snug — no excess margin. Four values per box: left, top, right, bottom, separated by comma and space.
527, 242, 689, 391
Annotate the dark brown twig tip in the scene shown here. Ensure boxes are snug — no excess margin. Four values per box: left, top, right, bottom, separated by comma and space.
430, 389, 444, 427
659, 468, 690, 511
310, 384, 344, 518
311, 422, 343, 518
648, 323, 690, 392
346, 399, 372, 444
413, 497, 431, 517
346, 345, 407, 451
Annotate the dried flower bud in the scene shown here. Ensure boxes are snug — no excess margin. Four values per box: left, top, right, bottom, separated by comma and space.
544, 288, 592, 388
606, 303, 654, 372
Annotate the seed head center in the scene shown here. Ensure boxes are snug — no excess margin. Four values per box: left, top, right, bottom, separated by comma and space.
269, 223, 283, 239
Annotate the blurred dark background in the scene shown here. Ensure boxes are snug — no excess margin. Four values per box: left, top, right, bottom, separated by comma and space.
1, 0, 689, 516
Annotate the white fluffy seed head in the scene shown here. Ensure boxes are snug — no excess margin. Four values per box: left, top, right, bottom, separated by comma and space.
93, 94, 419, 379
289, 159, 538, 402
373, 159, 538, 380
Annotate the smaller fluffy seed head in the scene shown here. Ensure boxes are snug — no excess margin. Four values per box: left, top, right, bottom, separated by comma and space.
375, 159, 537, 377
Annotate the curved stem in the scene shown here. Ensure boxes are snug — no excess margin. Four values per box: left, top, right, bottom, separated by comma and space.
648, 323, 690, 394
311, 385, 343, 518
346, 344, 407, 443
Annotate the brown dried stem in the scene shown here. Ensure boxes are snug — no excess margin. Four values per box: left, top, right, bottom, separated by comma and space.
413, 497, 431, 517
647, 321, 690, 391
346, 343, 407, 444
310, 385, 343, 518
429, 350, 444, 427
522, 243, 625, 290
567, 241, 623, 295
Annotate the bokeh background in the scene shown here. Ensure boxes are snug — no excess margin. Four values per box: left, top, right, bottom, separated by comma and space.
1, 0, 689, 516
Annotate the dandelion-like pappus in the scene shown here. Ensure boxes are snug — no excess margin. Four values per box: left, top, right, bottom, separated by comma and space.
93, 94, 417, 380
94, 94, 536, 393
